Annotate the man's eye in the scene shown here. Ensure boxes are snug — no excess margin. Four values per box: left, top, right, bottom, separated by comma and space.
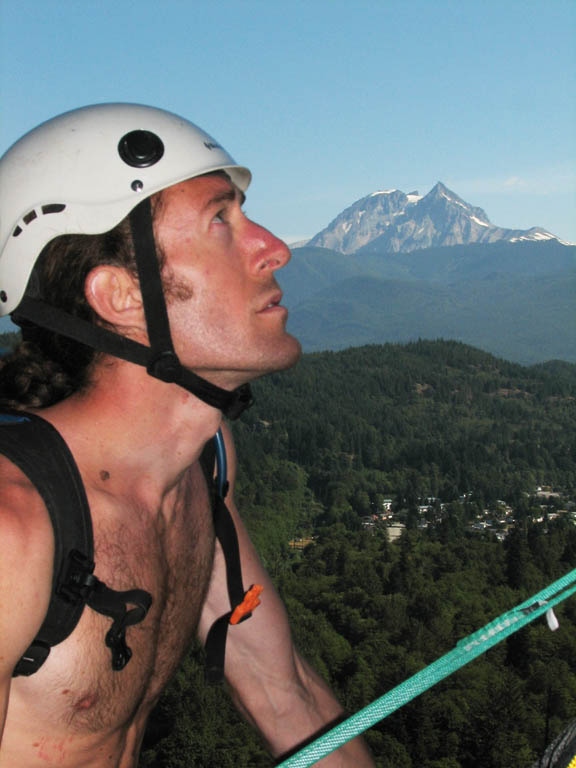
213, 211, 225, 223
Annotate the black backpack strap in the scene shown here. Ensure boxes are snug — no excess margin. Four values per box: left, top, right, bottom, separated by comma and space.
0, 411, 152, 676
200, 430, 263, 684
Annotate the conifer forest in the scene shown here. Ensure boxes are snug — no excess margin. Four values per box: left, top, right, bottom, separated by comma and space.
134, 340, 576, 767
4, 330, 571, 767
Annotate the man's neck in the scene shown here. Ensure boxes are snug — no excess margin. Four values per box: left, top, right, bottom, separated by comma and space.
37, 359, 225, 509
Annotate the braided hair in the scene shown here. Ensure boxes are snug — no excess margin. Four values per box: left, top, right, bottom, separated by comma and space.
0, 215, 139, 409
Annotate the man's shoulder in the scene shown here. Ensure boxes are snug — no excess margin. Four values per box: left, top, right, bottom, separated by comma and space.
0, 455, 54, 554
0, 456, 54, 676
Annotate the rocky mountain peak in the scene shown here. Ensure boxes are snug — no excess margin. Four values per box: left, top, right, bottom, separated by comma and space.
305, 183, 561, 255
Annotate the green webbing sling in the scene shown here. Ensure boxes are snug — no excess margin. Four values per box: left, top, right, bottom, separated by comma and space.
278, 567, 576, 768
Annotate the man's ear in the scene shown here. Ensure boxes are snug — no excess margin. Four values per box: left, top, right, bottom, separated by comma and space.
84, 265, 145, 333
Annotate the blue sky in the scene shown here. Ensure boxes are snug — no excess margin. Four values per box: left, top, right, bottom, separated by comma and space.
1, 0, 574, 246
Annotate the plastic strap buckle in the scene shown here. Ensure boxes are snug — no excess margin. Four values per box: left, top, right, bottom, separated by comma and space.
87, 583, 152, 672
229, 584, 263, 626
147, 350, 182, 383
12, 640, 51, 677
58, 549, 96, 603
105, 622, 133, 671
225, 384, 255, 420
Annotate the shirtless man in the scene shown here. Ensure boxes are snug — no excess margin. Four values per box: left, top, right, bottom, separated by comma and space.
0, 104, 374, 766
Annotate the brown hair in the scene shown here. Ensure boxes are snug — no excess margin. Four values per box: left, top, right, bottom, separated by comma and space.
0, 210, 149, 409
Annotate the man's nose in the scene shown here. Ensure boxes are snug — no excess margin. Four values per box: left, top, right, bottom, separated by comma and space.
250, 222, 291, 273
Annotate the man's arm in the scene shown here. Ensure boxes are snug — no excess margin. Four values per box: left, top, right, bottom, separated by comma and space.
198, 426, 375, 766
0, 471, 54, 745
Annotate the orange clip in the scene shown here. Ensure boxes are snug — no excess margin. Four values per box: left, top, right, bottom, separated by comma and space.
230, 584, 263, 625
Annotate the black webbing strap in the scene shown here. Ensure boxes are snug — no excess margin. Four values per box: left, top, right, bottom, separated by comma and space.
201, 436, 261, 684
129, 198, 181, 382
0, 411, 94, 675
0, 411, 152, 676
13, 297, 254, 420
204, 496, 253, 683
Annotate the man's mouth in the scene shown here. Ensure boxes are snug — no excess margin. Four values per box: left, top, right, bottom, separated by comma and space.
259, 291, 283, 311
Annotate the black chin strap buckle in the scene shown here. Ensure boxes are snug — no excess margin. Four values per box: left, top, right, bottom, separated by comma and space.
147, 351, 182, 384
224, 384, 254, 420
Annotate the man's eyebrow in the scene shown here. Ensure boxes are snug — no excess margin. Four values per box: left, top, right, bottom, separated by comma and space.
203, 188, 246, 210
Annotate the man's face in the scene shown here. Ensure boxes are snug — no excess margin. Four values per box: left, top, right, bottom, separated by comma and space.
154, 173, 301, 389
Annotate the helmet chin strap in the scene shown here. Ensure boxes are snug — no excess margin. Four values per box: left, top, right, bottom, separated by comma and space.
127, 198, 253, 418
13, 198, 254, 421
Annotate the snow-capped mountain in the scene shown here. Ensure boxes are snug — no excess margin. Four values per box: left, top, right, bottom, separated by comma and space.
306, 182, 565, 255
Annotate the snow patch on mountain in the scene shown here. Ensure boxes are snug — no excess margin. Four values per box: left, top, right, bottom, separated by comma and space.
306, 182, 569, 255
406, 193, 422, 204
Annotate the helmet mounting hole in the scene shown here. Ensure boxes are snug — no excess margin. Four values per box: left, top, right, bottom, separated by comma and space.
118, 130, 164, 168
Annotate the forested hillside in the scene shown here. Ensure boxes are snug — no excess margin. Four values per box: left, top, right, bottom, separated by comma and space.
283, 241, 576, 364
141, 341, 576, 768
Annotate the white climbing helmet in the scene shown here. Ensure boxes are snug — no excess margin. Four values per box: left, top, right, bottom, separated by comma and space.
0, 103, 251, 316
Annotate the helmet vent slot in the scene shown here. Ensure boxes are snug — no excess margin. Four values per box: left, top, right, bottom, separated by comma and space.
23, 210, 38, 225
12, 204, 66, 238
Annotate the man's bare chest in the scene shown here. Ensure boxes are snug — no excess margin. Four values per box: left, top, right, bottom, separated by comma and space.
10, 462, 216, 739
